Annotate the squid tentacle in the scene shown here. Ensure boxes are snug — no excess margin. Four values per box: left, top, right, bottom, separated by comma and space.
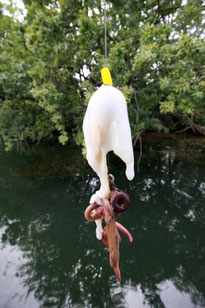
84, 203, 104, 221
84, 190, 133, 282
114, 261, 121, 282
115, 222, 133, 243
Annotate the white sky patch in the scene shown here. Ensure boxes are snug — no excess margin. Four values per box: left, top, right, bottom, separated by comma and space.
81, 65, 90, 78
93, 7, 100, 14
1, 0, 27, 22
88, 9, 93, 17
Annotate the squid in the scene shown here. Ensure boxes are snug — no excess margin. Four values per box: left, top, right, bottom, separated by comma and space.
83, 83, 135, 205
83, 68, 134, 280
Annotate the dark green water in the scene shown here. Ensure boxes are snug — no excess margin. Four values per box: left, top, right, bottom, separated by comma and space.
0, 136, 205, 308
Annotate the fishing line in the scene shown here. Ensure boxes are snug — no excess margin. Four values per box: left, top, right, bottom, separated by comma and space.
104, 0, 108, 67
103, 1, 111, 174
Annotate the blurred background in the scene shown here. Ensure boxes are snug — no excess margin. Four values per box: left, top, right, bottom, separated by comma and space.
0, 1, 205, 307
0, 0, 204, 151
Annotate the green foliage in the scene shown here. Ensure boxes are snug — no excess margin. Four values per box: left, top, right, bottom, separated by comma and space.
0, 0, 204, 151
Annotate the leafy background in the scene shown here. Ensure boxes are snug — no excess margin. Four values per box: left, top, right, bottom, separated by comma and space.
0, 0, 204, 151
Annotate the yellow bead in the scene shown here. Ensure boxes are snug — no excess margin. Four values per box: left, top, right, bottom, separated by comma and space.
101, 67, 113, 86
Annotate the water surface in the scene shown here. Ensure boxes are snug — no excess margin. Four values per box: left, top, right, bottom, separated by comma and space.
0, 137, 205, 308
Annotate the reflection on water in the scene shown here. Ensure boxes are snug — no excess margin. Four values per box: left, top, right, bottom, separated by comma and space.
0, 142, 205, 308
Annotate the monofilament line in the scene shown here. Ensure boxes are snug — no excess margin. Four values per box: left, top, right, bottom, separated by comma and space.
104, 0, 108, 67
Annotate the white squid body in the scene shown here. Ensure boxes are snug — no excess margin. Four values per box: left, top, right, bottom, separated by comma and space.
83, 84, 135, 239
